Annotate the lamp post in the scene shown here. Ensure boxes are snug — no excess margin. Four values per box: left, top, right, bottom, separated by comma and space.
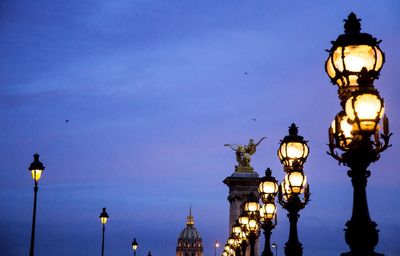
272, 242, 278, 256
244, 193, 260, 256
277, 124, 310, 256
99, 207, 109, 256
131, 238, 138, 256
28, 153, 45, 256
215, 240, 220, 256
326, 13, 391, 256
258, 168, 278, 256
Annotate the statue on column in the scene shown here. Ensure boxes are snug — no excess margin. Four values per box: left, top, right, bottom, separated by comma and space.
225, 137, 266, 171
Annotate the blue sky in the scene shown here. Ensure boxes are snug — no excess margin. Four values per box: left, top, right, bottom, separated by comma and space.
1, 1, 400, 255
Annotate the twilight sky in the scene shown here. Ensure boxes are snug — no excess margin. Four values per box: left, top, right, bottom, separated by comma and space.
1, 1, 399, 255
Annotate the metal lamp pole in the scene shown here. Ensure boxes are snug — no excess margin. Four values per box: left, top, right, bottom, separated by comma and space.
28, 154, 45, 256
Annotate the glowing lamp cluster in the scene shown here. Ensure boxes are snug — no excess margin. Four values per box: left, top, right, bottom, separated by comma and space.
327, 14, 391, 162
278, 123, 309, 171
325, 12, 384, 89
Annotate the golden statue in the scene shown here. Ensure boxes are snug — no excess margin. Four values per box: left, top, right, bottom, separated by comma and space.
224, 137, 266, 170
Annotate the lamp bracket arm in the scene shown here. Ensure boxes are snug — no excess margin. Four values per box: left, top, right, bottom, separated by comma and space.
375, 132, 393, 154
327, 149, 344, 165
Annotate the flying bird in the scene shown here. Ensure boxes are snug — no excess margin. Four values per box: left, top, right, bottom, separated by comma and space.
251, 118, 257, 122
65, 120, 69, 123
244, 72, 248, 75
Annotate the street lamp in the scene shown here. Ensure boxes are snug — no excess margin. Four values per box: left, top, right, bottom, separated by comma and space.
258, 168, 278, 256
277, 124, 310, 256
272, 242, 278, 256
215, 240, 220, 256
28, 153, 45, 256
326, 13, 391, 256
99, 207, 109, 256
131, 238, 138, 256
244, 193, 260, 256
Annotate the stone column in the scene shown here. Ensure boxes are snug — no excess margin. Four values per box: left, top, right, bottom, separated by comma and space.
224, 167, 260, 256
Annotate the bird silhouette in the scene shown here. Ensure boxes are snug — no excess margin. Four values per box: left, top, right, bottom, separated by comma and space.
251, 118, 256, 122
65, 120, 69, 123
244, 72, 248, 75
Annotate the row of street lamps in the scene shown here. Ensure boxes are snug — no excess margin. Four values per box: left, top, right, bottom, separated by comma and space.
220, 124, 310, 256
26, 12, 391, 256
221, 12, 391, 256
26, 155, 147, 256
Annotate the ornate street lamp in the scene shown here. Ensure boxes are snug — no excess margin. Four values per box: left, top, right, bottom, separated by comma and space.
244, 193, 260, 256
326, 13, 392, 256
99, 207, 109, 256
278, 124, 309, 172
258, 168, 279, 256
277, 124, 310, 256
28, 154, 45, 256
131, 238, 138, 256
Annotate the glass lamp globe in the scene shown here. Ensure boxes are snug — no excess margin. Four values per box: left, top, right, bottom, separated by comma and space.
240, 230, 248, 241
232, 221, 242, 237
264, 203, 277, 220
331, 112, 354, 148
258, 168, 278, 203
326, 12, 384, 88
284, 171, 307, 194
345, 91, 384, 133
29, 154, 45, 182
99, 207, 109, 224
247, 218, 259, 232
227, 237, 235, 246
238, 213, 249, 228
131, 238, 138, 251
278, 124, 309, 171
244, 193, 260, 217
224, 244, 230, 251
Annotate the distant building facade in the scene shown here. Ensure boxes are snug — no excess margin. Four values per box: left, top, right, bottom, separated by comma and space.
176, 208, 203, 256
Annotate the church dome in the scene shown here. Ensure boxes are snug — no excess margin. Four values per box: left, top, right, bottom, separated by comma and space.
176, 207, 203, 256
178, 225, 202, 242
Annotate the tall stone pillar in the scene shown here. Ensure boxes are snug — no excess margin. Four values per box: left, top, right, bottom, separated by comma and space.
224, 166, 260, 256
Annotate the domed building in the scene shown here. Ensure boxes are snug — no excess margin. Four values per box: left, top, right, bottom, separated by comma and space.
176, 207, 203, 256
